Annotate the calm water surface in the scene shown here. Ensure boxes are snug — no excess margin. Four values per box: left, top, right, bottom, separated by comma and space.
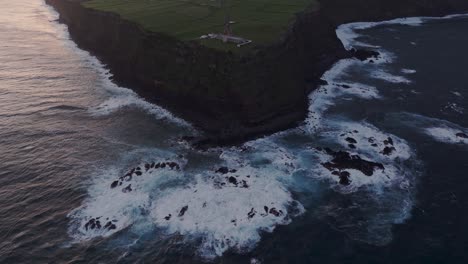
0, 1, 467, 263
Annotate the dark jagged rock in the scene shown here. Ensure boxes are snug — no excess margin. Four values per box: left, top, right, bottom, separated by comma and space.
135, 171, 142, 176
264, 206, 269, 214
345, 137, 357, 144
338, 171, 351, 185
348, 144, 356, 149
384, 137, 394, 145
216, 167, 230, 174
241, 180, 249, 188
228, 176, 238, 185
122, 184, 132, 193
318, 79, 328, 86
456, 132, 468, 139
136, 167, 141, 171
110, 181, 119, 189
150, 162, 155, 168
178, 205, 188, 217
269, 207, 283, 217
382, 146, 396, 156
85, 218, 97, 231
164, 214, 172, 220
332, 170, 351, 185
167, 162, 180, 170
102, 221, 117, 230
145, 163, 150, 171
248, 208, 256, 219
321, 148, 384, 176
371, 143, 378, 147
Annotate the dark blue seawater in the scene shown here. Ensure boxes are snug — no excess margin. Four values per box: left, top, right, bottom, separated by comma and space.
0, 1, 467, 263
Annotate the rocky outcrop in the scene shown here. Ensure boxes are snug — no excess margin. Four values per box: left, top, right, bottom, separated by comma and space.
45, 0, 468, 145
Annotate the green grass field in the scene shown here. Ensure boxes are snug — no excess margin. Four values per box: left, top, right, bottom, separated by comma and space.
83, 0, 318, 49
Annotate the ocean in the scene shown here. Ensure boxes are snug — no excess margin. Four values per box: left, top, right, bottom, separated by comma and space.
0, 1, 467, 263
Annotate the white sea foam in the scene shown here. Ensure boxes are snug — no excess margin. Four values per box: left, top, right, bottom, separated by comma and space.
370, 70, 412, 84
336, 13, 468, 51
68, 152, 187, 241
45, 3, 192, 128
305, 59, 382, 132
425, 127, 468, 145
336, 17, 424, 50
401, 68, 416, 74
390, 112, 468, 146
443, 102, 464, 114
69, 139, 305, 258
151, 171, 302, 258
309, 120, 412, 190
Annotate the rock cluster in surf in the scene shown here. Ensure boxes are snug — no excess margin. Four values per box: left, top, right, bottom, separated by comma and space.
110, 161, 181, 193
79, 160, 182, 234
339, 130, 396, 156
318, 147, 385, 186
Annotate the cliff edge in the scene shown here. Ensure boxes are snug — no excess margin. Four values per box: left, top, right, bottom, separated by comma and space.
45, 0, 468, 145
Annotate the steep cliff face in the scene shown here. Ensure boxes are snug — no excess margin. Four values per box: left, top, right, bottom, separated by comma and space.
46, 0, 338, 144
45, 0, 468, 145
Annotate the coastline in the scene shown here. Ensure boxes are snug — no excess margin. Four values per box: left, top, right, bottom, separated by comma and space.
44, 0, 468, 146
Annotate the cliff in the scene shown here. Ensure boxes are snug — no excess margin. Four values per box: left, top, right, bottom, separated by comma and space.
45, 0, 468, 145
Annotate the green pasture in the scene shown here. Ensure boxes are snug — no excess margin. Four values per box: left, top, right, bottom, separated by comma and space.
83, 0, 318, 49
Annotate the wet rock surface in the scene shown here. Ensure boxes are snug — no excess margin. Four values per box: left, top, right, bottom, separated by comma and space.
320, 147, 385, 179
456, 132, 468, 139
84, 217, 116, 231
109, 161, 181, 189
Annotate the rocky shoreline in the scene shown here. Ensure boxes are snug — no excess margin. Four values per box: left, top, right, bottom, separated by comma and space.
45, 0, 468, 146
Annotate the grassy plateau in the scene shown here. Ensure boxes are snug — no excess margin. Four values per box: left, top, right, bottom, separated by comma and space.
83, 0, 318, 49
